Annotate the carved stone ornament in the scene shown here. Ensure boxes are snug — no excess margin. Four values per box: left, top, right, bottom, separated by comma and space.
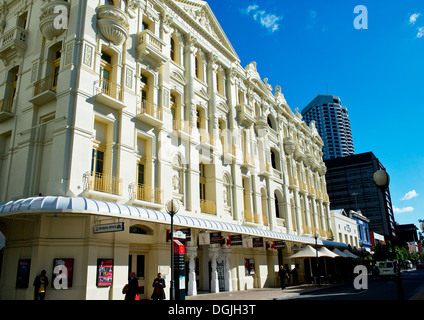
97, 5, 129, 46
39, 0, 70, 40
283, 136, 295, 155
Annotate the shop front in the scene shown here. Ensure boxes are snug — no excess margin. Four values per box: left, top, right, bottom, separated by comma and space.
0, 196, 341, 300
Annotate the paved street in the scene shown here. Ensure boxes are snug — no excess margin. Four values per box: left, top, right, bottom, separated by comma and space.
186, 269, 424, 301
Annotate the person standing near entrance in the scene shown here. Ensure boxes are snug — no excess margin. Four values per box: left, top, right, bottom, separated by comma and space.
291, 265, 299, 285
279, 266, 289, 290
151, 273, 166, 300
33, 270, 49, 300
125, 272, 139, 300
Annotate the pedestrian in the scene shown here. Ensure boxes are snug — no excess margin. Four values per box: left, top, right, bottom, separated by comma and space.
292, 265, 299, 285
33, 270, 49, 300
278, 265, 289, 290
125, 272, 139, 300
151, 272, 166, 300
285, 265, 291, 287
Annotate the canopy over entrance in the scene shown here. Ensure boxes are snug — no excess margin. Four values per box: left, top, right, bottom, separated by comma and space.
0, 196, 348, 247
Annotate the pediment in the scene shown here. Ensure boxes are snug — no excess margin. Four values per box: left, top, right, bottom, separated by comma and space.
170, 71, 187, 85
195, 87, 209, 101
173, 0, 238, 59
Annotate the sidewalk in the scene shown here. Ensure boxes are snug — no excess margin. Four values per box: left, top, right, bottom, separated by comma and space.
186, 283, 342, 301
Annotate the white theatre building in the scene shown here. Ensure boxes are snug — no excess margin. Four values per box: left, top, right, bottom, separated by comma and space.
0, 0, 347, 300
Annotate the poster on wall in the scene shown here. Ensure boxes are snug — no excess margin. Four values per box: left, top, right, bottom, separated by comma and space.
96, 259, 113, 287
53, 258, 74, 288
244, 258, 255, 275
198, 233, 210, 245
16, 259, 31, 288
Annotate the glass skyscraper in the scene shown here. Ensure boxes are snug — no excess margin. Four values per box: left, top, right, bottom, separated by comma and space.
301, 95, 354, 160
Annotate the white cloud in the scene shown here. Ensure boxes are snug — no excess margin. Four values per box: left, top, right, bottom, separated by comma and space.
409, 13, 421, 25
401, 190, 419, 200
417, 26, 424, 38
393, 206, 414, 214
244, 4, 282, 33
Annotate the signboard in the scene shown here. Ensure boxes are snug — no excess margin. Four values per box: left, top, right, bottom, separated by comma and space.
94, 222, 124, 234
16, 259, 31, 288
53, 258, 74, 288
253, 238, 264, 248
274, 240, 286, 249
173, 231, 186, 239
210, 232, 222, 244
229, 235, 242, 246
96, 259, 113, 287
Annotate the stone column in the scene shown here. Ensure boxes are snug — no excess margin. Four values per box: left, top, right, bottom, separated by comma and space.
186, 246, 198, 296
209, 246, 220, 293
222, 246, 232, 292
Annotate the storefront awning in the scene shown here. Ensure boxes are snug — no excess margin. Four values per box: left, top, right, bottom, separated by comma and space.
0, 196, 348, 248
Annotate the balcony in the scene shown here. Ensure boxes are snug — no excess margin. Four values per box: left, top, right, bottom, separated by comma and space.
236, 103, 255, 126
258, 161, 272, 177
83, 171, 123, 196
94, 78, 125, 109
172, 119, 191, 138
242, 152, 255, 168
29, 74, 57, 105
0, 26, 28, 66
136, 100, 163, 127
0, 97, 14, 121
200, 199, 216, 215
97, 5, 129, 46
130, 183, 163, 205
136, 29, 168, 65
39, 0, 70, 40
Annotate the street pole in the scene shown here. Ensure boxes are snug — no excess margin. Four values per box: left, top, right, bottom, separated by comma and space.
315, 232, 320, 287
373, 170, 404, 300
166, 199, 180, 301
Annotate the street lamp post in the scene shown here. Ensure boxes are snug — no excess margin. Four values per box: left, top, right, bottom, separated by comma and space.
314, 231, 320, 287
373, 169, 404, 300
166, 199, 180, 301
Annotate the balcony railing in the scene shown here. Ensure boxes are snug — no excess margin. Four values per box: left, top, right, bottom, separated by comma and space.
136, 100, 163, 126
200, 199, 216, 215
83, 171, 122, 196
33, 74, 57, 96
0, 97, 13, 113
95, 78, 123, 102
0, 26, 28, 65
136, 29, 167, 64
131, 183, 163, 204
173, 119, 191, 135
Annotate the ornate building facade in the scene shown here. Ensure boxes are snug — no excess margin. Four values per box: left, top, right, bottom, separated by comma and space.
0, 0, 343, 300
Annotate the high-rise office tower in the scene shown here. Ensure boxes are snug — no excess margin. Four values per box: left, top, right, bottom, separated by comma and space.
301, 95, 354, 160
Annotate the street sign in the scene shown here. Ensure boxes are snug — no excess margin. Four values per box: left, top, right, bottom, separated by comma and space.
173, 231, 186, 239
93, 222, 124, 234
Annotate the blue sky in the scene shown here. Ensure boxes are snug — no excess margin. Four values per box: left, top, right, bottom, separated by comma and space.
207, 0, 424, 233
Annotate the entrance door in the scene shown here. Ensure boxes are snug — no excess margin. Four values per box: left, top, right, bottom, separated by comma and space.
128, 253, 147, 299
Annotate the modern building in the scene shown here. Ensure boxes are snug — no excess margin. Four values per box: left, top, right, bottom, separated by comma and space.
324, 152, 396, 239
0, 0, 347, 300
301, 95, 354, 160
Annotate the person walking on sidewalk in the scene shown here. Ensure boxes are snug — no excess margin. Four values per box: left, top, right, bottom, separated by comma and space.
279, 266, 289, 290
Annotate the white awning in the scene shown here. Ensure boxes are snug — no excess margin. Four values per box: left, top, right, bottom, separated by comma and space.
0, 196, 347, 247
319, 246, 339, 258
288, 245, 322, 259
